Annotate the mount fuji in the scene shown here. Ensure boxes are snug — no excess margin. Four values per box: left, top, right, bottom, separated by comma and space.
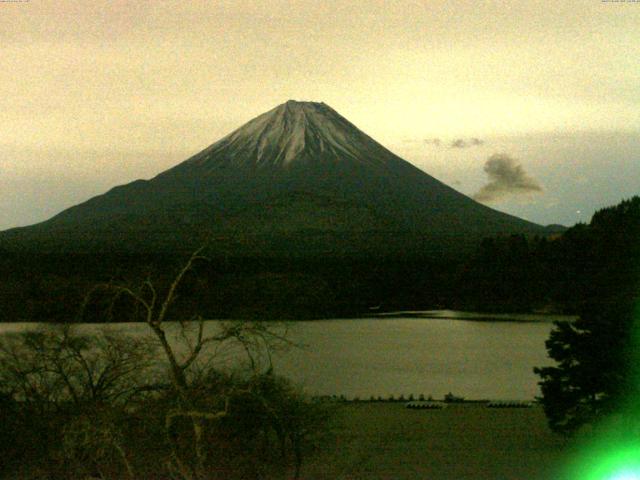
0, 100, 546, 256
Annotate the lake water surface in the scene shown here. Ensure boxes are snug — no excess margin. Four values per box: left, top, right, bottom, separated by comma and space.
0, 312, 571, 401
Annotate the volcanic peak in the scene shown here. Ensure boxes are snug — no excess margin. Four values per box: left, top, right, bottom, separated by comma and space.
184, 100, 388, 170
0, 99, 547, 254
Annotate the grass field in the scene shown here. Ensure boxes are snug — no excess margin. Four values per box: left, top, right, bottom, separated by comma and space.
302, 402, 573, 480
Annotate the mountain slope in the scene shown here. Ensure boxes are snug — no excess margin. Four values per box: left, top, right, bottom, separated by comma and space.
0, 100, 545, 255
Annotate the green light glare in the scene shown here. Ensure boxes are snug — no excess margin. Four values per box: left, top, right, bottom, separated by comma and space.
610, 471, 640, 480
564, 300, 640, 480
567, 444, 640, 480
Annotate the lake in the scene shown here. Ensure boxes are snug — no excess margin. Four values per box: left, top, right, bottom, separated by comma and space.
0, 312, 572, 401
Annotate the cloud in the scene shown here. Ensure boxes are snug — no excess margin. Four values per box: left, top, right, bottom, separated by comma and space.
419, 137, 484, 148
450, 137, 484, 148
472, 153, 543, 202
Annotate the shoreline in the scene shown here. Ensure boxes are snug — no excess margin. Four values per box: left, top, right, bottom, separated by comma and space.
0, 309, 577, 324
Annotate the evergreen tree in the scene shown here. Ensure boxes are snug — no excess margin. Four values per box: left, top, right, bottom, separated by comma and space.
535, 297, 638, 433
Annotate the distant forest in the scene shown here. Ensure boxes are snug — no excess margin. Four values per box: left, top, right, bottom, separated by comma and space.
1, 196, 638, 322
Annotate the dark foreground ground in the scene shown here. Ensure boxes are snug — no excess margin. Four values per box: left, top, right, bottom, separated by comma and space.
303, 402, 572, 480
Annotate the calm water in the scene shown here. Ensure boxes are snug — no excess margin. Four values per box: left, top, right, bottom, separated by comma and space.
0, 312, 569, 401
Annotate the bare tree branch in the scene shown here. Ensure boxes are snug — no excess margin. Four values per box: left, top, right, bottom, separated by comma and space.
156, 246, 207, 326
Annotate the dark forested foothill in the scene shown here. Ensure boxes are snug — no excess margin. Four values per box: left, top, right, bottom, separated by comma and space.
456, 197, 639, 314
1, 198, 637, 322
0, 249, 463, 322
534, 196, 640, 434
454, 233, 556, 312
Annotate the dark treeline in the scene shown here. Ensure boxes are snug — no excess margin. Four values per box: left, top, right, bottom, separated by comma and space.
0, 251, 461, 321
1, 196, 638, 321
458, 196, 640, 313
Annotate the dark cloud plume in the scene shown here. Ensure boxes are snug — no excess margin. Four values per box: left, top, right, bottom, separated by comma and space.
450, 137, 484, 148
472, 153, 543, 202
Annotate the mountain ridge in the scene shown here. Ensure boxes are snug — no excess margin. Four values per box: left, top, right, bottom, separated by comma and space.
0, 100, 547, 255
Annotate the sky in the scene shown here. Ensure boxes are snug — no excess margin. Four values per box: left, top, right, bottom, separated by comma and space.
1, 0, 639, 230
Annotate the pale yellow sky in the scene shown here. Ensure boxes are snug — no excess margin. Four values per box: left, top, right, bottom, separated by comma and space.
1, 0, 639, 229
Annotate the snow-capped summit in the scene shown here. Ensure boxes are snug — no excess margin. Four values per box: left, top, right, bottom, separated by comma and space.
179, 100, 394, 170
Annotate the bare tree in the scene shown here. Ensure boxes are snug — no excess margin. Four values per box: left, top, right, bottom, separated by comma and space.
83, 247, 295, 480
0, 324, 158, 411
0, 324, 159, 479
0, 248, 324, 480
